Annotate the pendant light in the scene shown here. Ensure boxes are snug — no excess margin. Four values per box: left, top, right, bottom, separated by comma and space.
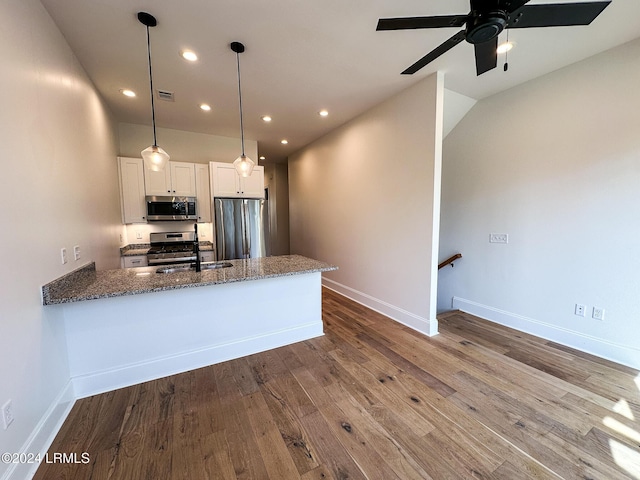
138, 12, 169, 172
230, 42, 255, 178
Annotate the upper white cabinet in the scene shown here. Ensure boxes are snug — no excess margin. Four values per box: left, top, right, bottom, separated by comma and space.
194, 164, 212, 223
117, 157, 147, 224
145, 161, 196, 196
210, 162, 264, 198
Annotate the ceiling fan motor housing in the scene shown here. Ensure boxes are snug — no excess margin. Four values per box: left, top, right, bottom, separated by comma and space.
466, 10, 507, 44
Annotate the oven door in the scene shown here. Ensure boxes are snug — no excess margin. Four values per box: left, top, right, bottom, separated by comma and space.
147, 253, 197, 266
146, 196, 197, 221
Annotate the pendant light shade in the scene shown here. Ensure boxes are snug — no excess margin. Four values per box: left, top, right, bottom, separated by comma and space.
138, 12, 169, 172
231, 41, 255, 178
141, 145, 170, 172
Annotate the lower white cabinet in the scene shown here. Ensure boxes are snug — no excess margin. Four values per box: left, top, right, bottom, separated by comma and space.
199, 251, 214, 262
122, 255, 148, 268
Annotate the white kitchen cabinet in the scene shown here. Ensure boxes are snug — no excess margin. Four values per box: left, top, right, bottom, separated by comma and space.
121, 255, 148, 268
117, 157, 147, 224
199, 251, 214, 262
145, 161, 196, 196
210, 162, 264, 198
195, 164, 212, 222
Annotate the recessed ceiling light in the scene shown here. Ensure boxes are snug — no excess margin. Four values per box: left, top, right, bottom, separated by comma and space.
181, 50, 198, 62
261, 115, 272, 122
120, 89, 136, 97
280, 139, 288, 145
319, 109, 329, 117
259, 156, 266, 160
199, 103, 211, 111
497, 42, 514, 54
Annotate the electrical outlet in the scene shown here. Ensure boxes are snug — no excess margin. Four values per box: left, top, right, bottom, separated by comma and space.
2, 400, 14, 429
136, 231, 143, 240
592, 307, 605, 320
73, 245, 81, 261
490, 233, 509, 244
60, 248, 67, 265
575, 304, 586, 317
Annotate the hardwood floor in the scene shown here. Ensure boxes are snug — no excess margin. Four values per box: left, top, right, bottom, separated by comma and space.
34, 288, 640, 479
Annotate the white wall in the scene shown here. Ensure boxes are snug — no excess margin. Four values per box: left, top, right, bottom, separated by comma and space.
0, 1, 121, 478
439, 39, 640, 369
289, 73, 444, 335
119, 122, 258, 164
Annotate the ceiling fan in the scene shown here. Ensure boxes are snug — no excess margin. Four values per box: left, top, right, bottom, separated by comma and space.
377, 0, 611, 76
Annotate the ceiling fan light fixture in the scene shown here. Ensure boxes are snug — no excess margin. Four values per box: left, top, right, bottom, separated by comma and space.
138, 11, 169, 171
180, 50, 198, 62
497, 41, 514, 54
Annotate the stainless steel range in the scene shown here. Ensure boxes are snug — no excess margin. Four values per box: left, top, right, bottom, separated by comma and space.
147, 231, 196, 266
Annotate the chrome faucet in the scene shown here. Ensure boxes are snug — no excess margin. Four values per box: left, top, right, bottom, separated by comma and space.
193, 223, 201, 272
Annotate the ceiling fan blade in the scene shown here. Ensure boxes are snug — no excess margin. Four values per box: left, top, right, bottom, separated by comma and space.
377, 15, 467, 31
402, 30, 466, 75
507, 1, 611, 28
475, 38, 498, 75
499, 0, 531, 14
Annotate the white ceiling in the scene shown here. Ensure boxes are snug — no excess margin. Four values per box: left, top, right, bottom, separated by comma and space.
40, 0, 640, 163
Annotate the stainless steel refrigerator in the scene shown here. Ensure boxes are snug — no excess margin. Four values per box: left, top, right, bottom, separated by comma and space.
213, 197, 269, 260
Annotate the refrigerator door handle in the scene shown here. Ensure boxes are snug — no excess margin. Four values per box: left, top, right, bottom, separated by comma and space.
215, 199, 226, 260
243, 200, 251, 257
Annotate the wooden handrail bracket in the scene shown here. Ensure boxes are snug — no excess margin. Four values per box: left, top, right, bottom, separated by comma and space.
438, 253, 462, 270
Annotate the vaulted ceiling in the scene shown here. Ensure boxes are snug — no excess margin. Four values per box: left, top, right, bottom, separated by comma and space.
41, 0, 640, 163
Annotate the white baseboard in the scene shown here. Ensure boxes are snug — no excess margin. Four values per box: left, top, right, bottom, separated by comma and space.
1, 381, 75, 480
452, 296, 640, 370
72, 322, 323, 399
323, 278, 438, 336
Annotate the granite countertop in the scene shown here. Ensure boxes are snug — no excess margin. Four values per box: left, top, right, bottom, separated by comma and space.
42, 255, 337, 305
120, 242, 214, 256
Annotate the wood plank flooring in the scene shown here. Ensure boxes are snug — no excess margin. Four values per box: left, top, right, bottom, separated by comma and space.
34, 288, 640, 479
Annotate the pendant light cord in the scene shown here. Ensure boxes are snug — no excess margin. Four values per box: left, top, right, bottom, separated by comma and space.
146, 25, 158, 147
235, 51, 246, 156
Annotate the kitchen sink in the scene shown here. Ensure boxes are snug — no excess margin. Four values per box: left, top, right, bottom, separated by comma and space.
155, 262, 233, 274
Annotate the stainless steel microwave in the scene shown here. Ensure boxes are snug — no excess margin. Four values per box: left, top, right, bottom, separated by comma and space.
145, 196, 197, 221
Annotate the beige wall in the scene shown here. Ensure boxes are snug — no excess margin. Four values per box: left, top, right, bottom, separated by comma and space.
289, 73, 444, 335
0, 0, 121, 475
439, 38, 640, 369
119, 122, 257, 164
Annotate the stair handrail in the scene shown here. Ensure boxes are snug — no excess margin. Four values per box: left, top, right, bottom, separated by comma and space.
438, 253, 462, 270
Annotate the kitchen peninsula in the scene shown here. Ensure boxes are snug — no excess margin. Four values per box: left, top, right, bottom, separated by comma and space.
42, 255, 336, 398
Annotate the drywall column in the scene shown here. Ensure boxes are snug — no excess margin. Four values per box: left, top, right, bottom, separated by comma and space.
289, 73, 444, 336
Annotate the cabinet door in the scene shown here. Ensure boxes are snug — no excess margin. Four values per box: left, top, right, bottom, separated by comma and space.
117, 157, 147, 224
199, 251, 214, 262
211, 162, 241, 197
195, 164, 212, 222
144, 165, 171, 195
241, 166, 265, 198
170, 162, 197, 196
